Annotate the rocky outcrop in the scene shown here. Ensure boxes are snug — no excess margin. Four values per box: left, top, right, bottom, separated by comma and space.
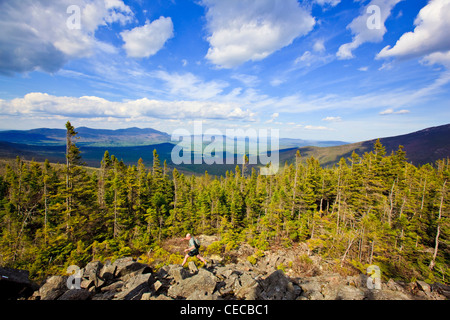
26, 254, 449, 300
0, 241, 443, 301
0, 267, 37, 300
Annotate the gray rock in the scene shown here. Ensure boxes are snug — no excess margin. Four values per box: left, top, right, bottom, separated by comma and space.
92, 291, 116, 300
366, 289, 412, 300
114, 273, 152, 300
99, 260, 115, 281
336, 286, 366, 300
168, 268, 217, 299
186, 290, 220, 300
416, 280, 431, 294
0, 267, 35, 300
385, 278, 404, 292
58, 289, 91, 300
141, 292, 152, 300
152, 280, 162, 293
168, 265, 189, 283
100, 280, 124, 292
188, 261, 198, 274
37, 276, 68, 300
308, 291, 325, 300
214, 266, 234, 280
83, 261, 103, 279
150, 294, 173, 300
257, 269, 296, 300
113, 258, 150, 278
432, 283, 450, 299
235, 273, 259, 300
80, 278, 94, 290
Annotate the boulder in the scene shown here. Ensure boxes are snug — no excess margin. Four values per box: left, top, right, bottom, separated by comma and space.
114, 273, 152, 300
99, 260, 115, 281
0, 267, 35, 300
385, 278, 405, 292
167, 265, 189, 283
100, 280, 124, 293
336, 286, 366, 300
167, 268, 217, 299
112, 257, 150, 278
367, 289, 412, 300
235, 272, 259, 300
432, 283, 450, 299
298, 278, 322, 300
257, 269, 297, 300
188, 261, 198, 274
82, 261, 103, 279
141, 292, 152, 300
58, 289, 91, 300
416, 280, 431, 294
150, 294, 173, 300
36, 275, 68, 300
186, 290, 220, 300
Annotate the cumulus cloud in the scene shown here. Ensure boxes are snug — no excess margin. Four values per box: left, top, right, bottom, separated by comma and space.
337, 0, 402, 60
200, 0, 316, 68
377, 0, 450, 68
121, 16, 174, 58
0, 92, 255, 122
0, 0, 134, 75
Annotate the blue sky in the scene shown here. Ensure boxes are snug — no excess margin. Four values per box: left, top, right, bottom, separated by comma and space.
0, 0, 449, 142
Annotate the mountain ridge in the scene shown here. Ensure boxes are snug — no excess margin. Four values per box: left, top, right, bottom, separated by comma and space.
280, 123, 450, 167
0, 124, 448, 174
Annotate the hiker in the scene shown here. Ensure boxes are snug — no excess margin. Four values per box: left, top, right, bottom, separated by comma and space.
181, 233, 207, 267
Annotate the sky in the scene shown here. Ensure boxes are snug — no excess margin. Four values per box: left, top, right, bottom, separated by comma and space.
0, 0, 449, 142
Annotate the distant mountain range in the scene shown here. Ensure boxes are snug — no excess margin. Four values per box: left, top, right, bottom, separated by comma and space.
0, 124, 448, 175
0, 127, 171, 147
0, 127, 347, 149
279, 123, 450, 167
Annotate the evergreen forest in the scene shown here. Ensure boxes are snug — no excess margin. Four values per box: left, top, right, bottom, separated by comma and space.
0, 122, 448, 284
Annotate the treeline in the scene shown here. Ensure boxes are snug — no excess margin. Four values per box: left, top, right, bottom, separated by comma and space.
0, 122, 448, 283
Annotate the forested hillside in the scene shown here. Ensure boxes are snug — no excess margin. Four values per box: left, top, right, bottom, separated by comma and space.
0, 122, 448, 285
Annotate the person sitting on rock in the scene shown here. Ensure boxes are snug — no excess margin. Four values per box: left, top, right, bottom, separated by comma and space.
181, 234, 207, 268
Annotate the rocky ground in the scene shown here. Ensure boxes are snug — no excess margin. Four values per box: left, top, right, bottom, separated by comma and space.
1, 238, 449, 300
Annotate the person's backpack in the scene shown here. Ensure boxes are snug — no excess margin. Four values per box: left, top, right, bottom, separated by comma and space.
193, 238, 200, 249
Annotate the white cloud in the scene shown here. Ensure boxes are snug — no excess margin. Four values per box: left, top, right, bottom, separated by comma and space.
265, 112, 280, 123
295, 51, 334, 68
270, 78, 285, 87
121, 16, 174, 58
153, 70, 229, 100
422, 51, 450, 69
0, 0, 134, 75
304, 125, 333, 131
0, 92, 256, 122
377, 0, 450, 68
231, 74, 260, 87
337, 0, 402, 60
322, 116, 342, 122
200, 0, 316, 68
379, 108, 410, 115
313, 39, 326, 53
314, 0, 341, 7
